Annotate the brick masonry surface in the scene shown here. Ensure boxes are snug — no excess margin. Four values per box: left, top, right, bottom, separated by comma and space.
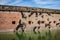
0, 5, 60, 32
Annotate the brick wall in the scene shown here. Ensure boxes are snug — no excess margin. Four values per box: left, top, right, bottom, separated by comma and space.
0, 11, 60, 32
0, 11, 21, 31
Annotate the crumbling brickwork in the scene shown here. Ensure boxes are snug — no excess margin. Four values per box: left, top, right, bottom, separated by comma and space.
0, 5, 60, 32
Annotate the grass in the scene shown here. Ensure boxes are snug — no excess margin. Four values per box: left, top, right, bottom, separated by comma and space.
0, 29, 60, 40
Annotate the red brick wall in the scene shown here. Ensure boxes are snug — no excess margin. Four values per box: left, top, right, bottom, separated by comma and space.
0, 11, 60, 31
0, 11, 21, 30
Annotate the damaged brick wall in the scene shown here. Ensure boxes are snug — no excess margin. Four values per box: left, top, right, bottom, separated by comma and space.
0, 11, 21, 31
0, 5, 60, 32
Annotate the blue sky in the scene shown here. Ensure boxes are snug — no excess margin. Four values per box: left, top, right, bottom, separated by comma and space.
0, 0, 60, 10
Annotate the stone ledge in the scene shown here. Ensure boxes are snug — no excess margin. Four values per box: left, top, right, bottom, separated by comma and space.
0, 5, 60, 13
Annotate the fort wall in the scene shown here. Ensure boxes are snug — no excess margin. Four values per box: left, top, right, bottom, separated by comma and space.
0, 5, 60, 32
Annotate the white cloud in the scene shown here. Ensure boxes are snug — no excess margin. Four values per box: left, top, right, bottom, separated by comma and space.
34, 0, 60, 5
0, 0, 22, 5
33, 0, 60, 9
8, 0, 22, 5
0, 0, 60, 9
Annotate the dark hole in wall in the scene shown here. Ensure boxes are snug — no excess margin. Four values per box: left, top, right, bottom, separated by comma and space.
56, 23, 60, 26
38, 26, 40, 29
33, 26, 37, 31
41, 15, 44, 18
49, 21, 51, 24
37, 20, 40, 25
28, 21, 31, 24
21, 11, 27, 19
48, 26, 50, 29
12, 21, 16, 24
59, 19, 60, 21
32, 22, 33, 24
19, 19, 21, 23
41, 21, 44, 23
53, 21, 56, 23
47, 13, 51, 16
29, 12, 34, 17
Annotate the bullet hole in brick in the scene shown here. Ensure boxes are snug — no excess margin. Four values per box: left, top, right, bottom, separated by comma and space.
37, 20, 40, 25
49, 21, 51, 24
29, 12, 34, 17
41, 15, 44, 18
56, 23, 60, 26
53, 21, 56, 23
28, 21, 31, 24
38, 26, 40, 29
48, 26, 50, 29
59, 19, 60, 21
45, 24, 47, 27
41, 21, 44, 23
12, 21, 16, 24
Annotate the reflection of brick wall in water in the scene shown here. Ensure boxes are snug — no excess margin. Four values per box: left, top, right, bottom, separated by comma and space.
0, 5, 60, 31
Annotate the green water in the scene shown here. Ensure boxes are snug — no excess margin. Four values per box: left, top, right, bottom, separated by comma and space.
0, 30, 60, 40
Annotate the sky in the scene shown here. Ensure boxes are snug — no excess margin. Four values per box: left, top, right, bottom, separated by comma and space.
0, 0, 60, 10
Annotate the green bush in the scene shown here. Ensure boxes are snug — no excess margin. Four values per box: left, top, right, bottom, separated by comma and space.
0, 30, 60, 40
